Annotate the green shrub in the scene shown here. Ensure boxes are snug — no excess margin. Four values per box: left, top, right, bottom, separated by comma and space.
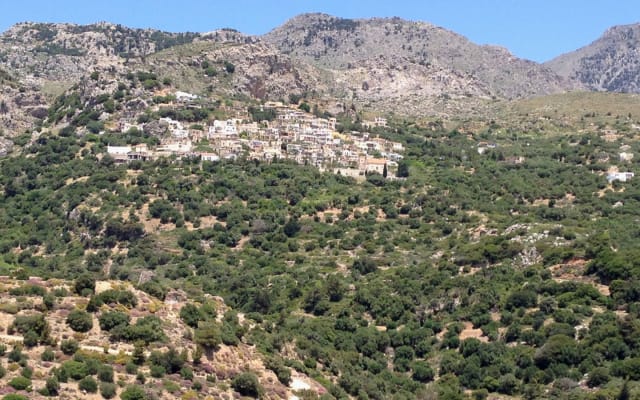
62, 360, 88, 380
8, 376, 31, 390
45, 376, 60, 396
232, 372, 261, 398
78, 376, 98, 393
120, 385, 148, 400
99, 382, 118, 399
60, 339, 79, 355
41, 347, 55, 361
97, 364, 114, 383
67, 309, 93, 332
150, 364, 165, 378
3, 395, 29, 400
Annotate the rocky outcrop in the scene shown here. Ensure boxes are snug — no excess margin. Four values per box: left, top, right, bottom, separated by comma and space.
546, 23, 640, 93
264, 13, 579, 100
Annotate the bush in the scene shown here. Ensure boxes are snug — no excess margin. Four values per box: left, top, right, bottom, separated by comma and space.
61, 339, 79, 355
97, 364, 114, 383
67, 309, 93, 332
120, 385, 148, 400
232, 372, 261, 398
180, 303, 204, 328
98, 311, 130, 331
8, 376, 31, 390
41, 347, 55, 362
45, 376, 59, 396
78, 376, 98, 393
74, 274, 96, 295
150, 364, 165, 378
99, 382, 117, 399
62, 360, 88, 380
3, 395, 29, 400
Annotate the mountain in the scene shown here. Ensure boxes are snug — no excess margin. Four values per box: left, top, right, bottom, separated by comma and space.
263, 13, 579, 105
546, 23, 640, 92
3, 15, 640, 132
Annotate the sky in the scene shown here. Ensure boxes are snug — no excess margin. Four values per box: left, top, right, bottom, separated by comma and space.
0, 0, 638, 62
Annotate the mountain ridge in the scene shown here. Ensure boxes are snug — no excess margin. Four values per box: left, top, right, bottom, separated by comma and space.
0, 14, 639, 131
545, 22, 640, 93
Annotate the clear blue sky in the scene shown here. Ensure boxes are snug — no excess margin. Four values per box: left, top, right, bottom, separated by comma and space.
1, 0, 638, 62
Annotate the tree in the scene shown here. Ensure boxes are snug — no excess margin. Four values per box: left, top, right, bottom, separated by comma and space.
618, 380, 630, 400
194, 322, 222, 350
66, 309, 93, 332
232, 372, 261, 398
283, 218, 301, 237
397, 160, 410, 177
353, 257, 377, 275
299, 102, 311, 113
180, 303, 204, 328
587, 367, 610, 388
412, 361, 435, 383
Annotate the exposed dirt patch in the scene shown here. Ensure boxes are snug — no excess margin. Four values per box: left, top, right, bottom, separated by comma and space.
550, 259, 610, 296
459, 321, 489, 342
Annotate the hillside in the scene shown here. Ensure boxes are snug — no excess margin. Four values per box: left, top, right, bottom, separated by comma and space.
3, 14, 640, 400
546, 23, 640, 92
0, 89, 640, 397
0, 277, 320, 399
263, 13, 579, 102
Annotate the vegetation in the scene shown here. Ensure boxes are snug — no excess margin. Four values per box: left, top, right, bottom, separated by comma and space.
1, 63, 640, 397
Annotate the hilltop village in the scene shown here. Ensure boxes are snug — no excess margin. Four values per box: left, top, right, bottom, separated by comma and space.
107, 96, 405, 179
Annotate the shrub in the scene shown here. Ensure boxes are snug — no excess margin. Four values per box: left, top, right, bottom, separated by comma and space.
74, 274, 96, 295
125, 362, 138, 374
7, 345, 24, 362
61, 339, 79, 355
8, 376, 31, 390
41, 347, 55, 361
3, 395, 29, 400
150, 364, 165, 378
120, 385, 148, 400
99, 382, 117, 399
179, 303, 204, 328
98, 311, 130, 331
97, 364, 114, 383
45, 376, 60, 396
67, 309, 93, 332
232, 372, 261, 398
62, 360, 88, 380
78, 376, 98, 393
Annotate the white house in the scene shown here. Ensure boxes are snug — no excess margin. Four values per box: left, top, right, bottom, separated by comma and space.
607, 172, 634, 183
107, 145, 132, 155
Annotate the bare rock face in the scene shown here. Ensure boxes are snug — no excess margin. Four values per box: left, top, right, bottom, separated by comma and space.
546, 23, 640, 93
0, 136, 13, 156
263, 13, 579, 102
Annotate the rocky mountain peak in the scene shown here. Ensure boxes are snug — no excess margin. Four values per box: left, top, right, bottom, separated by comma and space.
545, 23, 640, 92
263, 14, 579, 102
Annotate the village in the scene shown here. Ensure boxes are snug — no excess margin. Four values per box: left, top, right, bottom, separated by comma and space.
107, 98, 405, 179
